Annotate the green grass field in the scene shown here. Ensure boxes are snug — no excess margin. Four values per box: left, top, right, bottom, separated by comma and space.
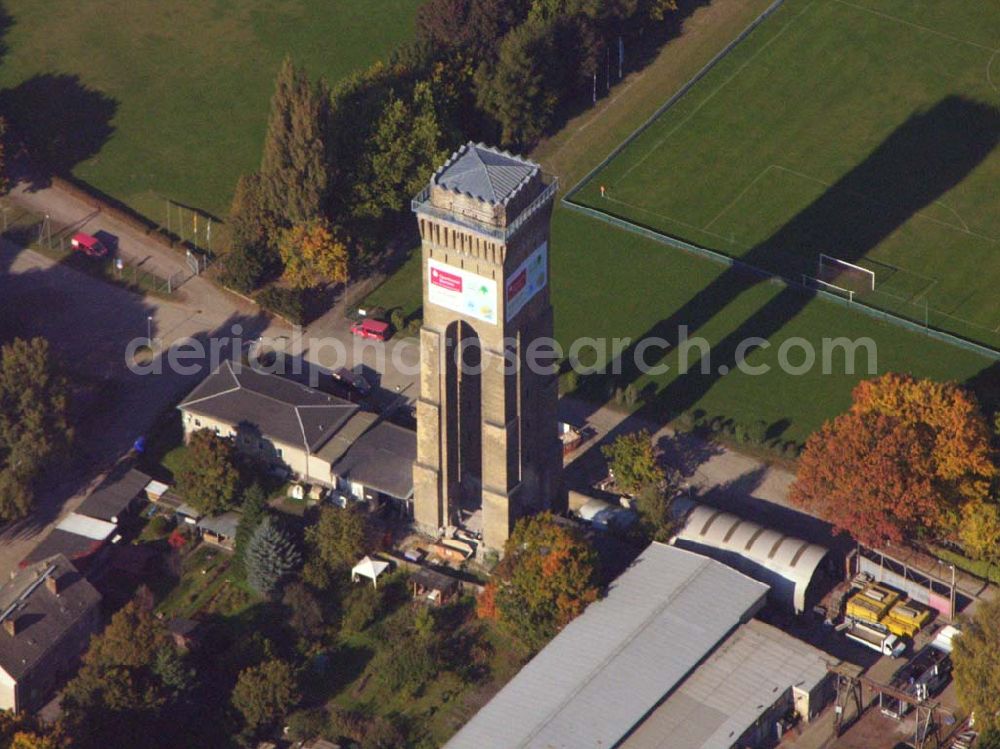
361, 0, 998, 442
550, 210, 992, 442
0, 0, 420, 221
574, 0, 1000, 348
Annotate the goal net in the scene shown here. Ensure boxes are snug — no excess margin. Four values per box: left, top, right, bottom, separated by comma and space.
818, 254, 875, 292
802, 274, 854, 302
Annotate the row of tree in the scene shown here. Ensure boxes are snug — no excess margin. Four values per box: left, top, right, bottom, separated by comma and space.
222, 0, 682, 297
0, 338, 71, 522
790, 372, 1000, 560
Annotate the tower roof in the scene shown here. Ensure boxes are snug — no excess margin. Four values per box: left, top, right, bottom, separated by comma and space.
433, 142, 539, 205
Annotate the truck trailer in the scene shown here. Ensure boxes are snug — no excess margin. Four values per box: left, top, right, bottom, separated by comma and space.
844, 619, 906, 657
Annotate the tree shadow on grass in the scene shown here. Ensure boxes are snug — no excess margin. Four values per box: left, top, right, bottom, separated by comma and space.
0, 73, 118, 189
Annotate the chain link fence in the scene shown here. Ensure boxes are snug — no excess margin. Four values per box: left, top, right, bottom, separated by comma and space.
0, 200, 182, 297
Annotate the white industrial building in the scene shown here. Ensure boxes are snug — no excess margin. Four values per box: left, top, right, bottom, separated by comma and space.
446, 543, 834, 749
672, 502, 834, 614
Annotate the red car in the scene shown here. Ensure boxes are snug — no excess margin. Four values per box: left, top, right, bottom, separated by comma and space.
70, 232, 108, 258
350, 319, 390, 341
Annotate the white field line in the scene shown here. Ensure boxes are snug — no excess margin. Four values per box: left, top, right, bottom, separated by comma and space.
988, 50, 1000, 93
603, 194, 741, 246
614, 0, 817, 186
771, 165, 1000, 245
832, 0, 1000, 55
703, 165, 777, 232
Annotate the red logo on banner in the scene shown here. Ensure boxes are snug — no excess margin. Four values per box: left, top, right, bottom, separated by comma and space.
507, 269, 527, 300
431, 266, 463, 292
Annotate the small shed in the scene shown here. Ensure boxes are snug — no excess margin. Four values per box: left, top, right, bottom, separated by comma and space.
76, 468, 151, 523
145, 479, 170, 502
166, 618, 201, 650
300, 738, 341, 749
411, 567, 460, 606
197, 512, 241, 551
351, 556, 390, 588
175, 502, 202, 525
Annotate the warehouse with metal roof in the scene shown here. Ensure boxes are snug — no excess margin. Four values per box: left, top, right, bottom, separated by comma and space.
446, 543, 835, 749
672, 502, 833, 614
445, 543, 770, 749
620, 619, 833, 749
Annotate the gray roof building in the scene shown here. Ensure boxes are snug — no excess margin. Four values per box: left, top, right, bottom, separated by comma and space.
0, 555, 102, 712
21, 529, 108, 568
75, 468, 150, 523
445, 544, 769, 749
197, 512, 241, 540
620, 618, 832, 749
433, 143, 540, 205
179, 361, 358, 452
672, 501, 832, 614
332, 421, 416, 501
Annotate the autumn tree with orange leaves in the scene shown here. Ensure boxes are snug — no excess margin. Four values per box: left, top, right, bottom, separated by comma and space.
478, 513, 599, 649
791, 373, 997, 550
278, 218, 350, 290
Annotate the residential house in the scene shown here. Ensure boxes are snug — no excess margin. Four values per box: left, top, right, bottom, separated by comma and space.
330, 420, 416, 515
178, 363, 416, 512
178, 361, 360, 482
0, 555, 102, 713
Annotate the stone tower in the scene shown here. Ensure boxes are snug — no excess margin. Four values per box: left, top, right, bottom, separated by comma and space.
411, 143, 562, 551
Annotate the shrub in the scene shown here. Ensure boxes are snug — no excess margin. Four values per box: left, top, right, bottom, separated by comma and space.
255, 286, 305, 325
559, 369, 579, 395
623, 383, 638, 407
167, 529, 188, 550
747, 420, 768, 445
390, 309, 405, 333
341, 585, 380, 633
405, 317, 423, 336
286, 707, 329, 741
146, 514, 171, 538
733, 423, 748, 443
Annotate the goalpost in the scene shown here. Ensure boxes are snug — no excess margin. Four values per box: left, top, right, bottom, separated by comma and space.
819, 254, 875, 291
802, 274, 854, 302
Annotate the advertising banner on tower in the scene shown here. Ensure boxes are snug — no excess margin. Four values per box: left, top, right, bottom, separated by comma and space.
427, 259, 498, 325
505, 241, 547, 322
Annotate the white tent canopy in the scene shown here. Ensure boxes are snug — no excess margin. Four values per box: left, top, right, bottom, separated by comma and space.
351, 556, 390, 588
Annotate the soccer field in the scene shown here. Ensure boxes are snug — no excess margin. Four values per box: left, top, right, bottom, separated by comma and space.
0, 0, 420, 221
574, 0, 1000, 348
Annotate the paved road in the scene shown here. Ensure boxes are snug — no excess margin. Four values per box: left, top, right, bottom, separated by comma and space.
0, 175, 290, 576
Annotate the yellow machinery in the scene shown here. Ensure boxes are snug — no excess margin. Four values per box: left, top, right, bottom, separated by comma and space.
884, 600, 931, 638
845, 583, 929, 640
845, 584, 900, 625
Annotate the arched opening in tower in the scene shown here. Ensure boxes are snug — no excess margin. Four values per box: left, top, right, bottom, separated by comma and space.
445, 320, 483, 525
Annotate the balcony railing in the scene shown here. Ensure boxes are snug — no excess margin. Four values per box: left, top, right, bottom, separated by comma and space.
411, 177, 559, 243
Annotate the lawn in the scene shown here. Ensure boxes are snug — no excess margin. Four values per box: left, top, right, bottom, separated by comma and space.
549, 210, 992, 443
359, 0, 998, 442
325, 586, 531, 747
156, 543, 248, 620
0, 0, 421, 222
573, 0, 1000, 348
358, 245, 423, 323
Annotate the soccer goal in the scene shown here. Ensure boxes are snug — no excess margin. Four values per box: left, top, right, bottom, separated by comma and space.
818, 254, 875, 291
802, 274, 854, 302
